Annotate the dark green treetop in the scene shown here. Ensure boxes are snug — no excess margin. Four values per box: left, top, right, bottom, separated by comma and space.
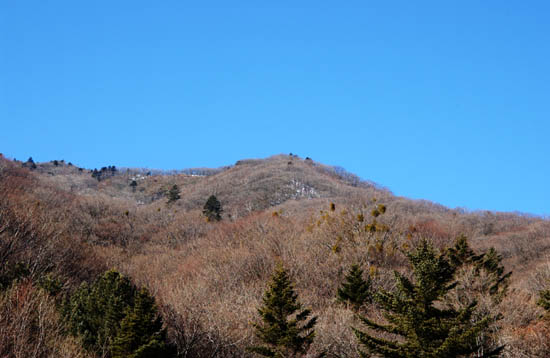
337, 264, 372, 310
447, 235, 511, 301
130, 180, 138, 192
167, 184, 181, 203
63, 270, 166, 358
248, 264, 320, 358
354, 239, 504, 358
111, 288, 166, 358
203, 195, 223, 221
24, 157, 37, 169
538, 289, 550, 312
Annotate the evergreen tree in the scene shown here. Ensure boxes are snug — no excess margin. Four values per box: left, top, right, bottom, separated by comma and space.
111, 288, 166, 358
248, 264, 319, 358
167, 184, 181, 203
63, 270, 135, 352
0, 262, 30, 291
63, 270, 166, 358
474, 248, 511, 298
447, 236, 511, 301
446, 235, 477, 268
354, 240, 504, 358
337, 264, 372, 310
92, 168, 101, 181
538, 289, 550, 312
203, 195, 223, 221
24, 157, 37, 169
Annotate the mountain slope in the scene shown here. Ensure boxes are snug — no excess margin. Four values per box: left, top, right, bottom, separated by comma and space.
1, 153, 549, 357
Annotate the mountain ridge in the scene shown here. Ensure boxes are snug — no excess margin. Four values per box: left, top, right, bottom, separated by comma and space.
1, 153, 549, 356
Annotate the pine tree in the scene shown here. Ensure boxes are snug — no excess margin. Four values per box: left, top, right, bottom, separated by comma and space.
63, 270, 166, 358
111, 288, 166, 358
447, 235, 477, 268
447, 235, 511, 301
354, 240, 504, 358
538, 289, 550, 312
203, 195, 222, 221
63, 270, 134, 351
248, 264, 319, 358
24, 157, 37, 169
337, 264, 371, 310
167, 184, 181, 203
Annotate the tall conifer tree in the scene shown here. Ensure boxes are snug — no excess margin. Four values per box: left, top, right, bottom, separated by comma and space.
337, 264, 372, 310
354, 240, 504, 358
111, 288, 166, 358
249, 264, 319, 358
63, 270, 166, 358
167, 184, 181, 203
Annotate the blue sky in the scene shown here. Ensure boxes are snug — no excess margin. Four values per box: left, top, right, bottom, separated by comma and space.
1, 1, 549, 215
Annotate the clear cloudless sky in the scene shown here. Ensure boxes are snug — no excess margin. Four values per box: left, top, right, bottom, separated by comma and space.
1, 1, 549, 215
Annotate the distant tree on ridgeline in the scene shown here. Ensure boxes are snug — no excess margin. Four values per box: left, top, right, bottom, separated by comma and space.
23, 157, 37, 170
91, 165, 118, 181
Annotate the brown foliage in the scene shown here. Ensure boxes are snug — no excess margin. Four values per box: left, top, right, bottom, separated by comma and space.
0, 159, 104, 286
0, 281, 91, 358
2, 156, 550, 357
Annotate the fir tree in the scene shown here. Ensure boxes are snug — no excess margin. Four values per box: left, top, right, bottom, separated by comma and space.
111, 288, 166, 358
337, 264, 372, 310
63, 270, 135, 352
248, 264, 319, 358
24, 157, 37, 169
538, 289, 550, 312
354, 240, 504, 358
475, 248, 511, 298
446, 235, 477, 268
63, 270, 166, 358
92, 168, 101, 181
447, 236, 511, 301
203, 195, 223, 221
167, 184, 181, 203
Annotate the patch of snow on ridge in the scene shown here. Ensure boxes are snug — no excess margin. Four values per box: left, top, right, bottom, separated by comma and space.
289, 179, 320, 199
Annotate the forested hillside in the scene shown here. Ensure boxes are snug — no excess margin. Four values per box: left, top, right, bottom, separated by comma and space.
1, 153, 549, 357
